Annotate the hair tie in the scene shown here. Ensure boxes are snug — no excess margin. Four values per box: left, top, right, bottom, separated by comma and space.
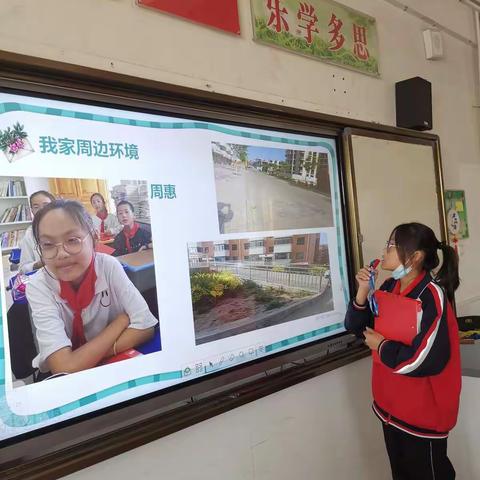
437, 241, 445, 249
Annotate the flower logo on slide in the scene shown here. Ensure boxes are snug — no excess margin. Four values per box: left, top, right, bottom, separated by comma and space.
0, 122, 34, 163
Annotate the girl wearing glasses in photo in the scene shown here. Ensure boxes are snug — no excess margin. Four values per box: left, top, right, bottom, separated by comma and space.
345, 223, 461, 480
26, 200, 157, 375
18, 190, 56, 274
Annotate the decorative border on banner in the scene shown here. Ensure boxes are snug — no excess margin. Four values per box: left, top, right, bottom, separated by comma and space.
0, 102, 349, 432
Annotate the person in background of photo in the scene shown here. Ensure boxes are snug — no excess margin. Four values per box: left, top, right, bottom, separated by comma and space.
26, 199, 157, 374
18, 190, 56, 274
90, 192, 122, 239
112, 200, 152, 257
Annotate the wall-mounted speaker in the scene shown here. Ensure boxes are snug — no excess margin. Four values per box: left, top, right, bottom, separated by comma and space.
395, 77, 432, 131
423, 29, 444, 60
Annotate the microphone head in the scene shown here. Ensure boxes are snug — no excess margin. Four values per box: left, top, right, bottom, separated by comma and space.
370, 258, 381, 270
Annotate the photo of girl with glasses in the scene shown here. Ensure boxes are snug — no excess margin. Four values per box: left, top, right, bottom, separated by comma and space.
90, 192, 122, 240
26, 199, 158, 375
344, 223, 461, 480
18, 190, 56, 274
112, 201, 152, 257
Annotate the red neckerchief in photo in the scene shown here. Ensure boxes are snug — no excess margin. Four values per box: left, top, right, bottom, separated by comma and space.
123, 222, 140, 253
96, 209, 108, 235
59, 258, 97, 350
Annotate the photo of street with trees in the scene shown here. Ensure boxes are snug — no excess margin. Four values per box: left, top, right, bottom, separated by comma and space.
212, 142, 333, 234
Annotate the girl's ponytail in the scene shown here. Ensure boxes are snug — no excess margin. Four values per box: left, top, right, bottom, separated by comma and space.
435, 242, 460, 302
393, 223, 460, 302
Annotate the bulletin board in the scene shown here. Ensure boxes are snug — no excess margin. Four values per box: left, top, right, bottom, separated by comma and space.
343, 129, 448, 287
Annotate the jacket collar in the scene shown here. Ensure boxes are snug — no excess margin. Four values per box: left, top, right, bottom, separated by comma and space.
392, 270, 431, 298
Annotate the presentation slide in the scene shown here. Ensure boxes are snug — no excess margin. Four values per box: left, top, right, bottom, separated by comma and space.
0, 92, 349, 441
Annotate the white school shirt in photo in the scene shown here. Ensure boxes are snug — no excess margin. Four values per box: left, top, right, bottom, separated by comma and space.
91, 213, 123, 236
19, 225, 41, 274
26, 253, 158, 372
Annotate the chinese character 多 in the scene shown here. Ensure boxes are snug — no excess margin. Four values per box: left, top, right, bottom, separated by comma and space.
266, 0, 289, 33
353, 24, 369, 60
328, 13, 345, 51
297, 2, 319, 45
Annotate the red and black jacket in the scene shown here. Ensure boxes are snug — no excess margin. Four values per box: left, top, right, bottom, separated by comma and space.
344, 271, 461, 438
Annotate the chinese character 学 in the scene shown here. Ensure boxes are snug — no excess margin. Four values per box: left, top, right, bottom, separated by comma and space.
328, 13, 345, 51
297, 2, 319, 45
266, 0, 289, 33
353, 24, 370, 60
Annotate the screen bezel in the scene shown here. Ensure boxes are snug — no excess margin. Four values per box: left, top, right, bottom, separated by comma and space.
0, 51, 441, 479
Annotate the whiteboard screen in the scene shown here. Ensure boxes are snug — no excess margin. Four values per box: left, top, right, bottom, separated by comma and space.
350, 134, 442, 284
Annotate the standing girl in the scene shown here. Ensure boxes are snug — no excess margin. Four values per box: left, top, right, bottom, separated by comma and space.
19, 190, 55, 273
345, 222, 461, 480
26, 200, 157, 374
90, 192, 122, 239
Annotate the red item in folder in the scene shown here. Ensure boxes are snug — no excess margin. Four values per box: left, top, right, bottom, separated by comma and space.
372, 290, 421, 363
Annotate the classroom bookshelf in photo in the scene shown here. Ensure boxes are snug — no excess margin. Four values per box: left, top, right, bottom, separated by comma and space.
0, 176, 31, 254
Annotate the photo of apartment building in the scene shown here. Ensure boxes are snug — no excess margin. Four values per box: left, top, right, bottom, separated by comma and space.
187, 233, 332, 344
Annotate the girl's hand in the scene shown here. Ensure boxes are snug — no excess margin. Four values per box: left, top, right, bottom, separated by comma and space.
355, 266, 377, 306
364, 327, 384, 351
355, 266, 376, 292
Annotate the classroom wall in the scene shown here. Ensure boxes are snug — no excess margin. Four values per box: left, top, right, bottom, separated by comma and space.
1, 1, 479, 479
62, 357, 480, 480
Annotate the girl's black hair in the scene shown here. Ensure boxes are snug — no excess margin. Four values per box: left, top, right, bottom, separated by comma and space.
90, 192, 106, 206
32, 199, 97, 245
29, 190, 56, 207
116, 200, 134, 213
390, 222, 459, 301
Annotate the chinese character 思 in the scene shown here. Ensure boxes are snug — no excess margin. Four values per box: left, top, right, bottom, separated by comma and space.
353, 24, 369, 60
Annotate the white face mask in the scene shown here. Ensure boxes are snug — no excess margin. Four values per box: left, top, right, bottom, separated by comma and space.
392, 263, 412, 280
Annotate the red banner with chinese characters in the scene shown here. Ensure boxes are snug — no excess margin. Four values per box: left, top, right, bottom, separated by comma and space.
137, 0, 240, 35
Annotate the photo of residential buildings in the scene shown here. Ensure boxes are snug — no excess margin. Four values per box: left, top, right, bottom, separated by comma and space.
212, 142, 334, 234
187, 233, 332, 344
